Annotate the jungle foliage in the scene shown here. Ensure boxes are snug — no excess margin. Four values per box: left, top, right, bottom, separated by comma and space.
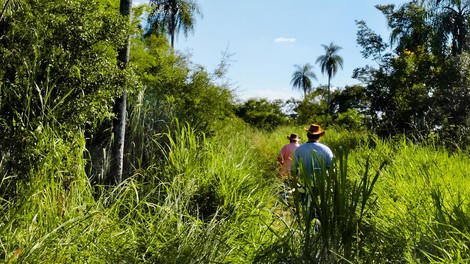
2, 0, 470, 263
353, 1, 470, 147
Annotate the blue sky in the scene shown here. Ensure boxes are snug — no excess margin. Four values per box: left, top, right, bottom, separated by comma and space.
135, 0, 408, 101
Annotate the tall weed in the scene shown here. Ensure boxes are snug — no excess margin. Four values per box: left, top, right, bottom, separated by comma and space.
352, 138, 470, 262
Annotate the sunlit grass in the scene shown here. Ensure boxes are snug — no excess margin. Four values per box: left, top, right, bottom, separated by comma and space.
1, 121, 470, 263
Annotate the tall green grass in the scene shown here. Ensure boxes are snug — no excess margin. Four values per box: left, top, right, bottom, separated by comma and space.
0, 120, 279, 263
136, 122, 277, 262
2, 120, 470, 263
0, 125, 105, 263
251, 126, 470, 263
253, 139, 387, 263
357, 138, 470, 262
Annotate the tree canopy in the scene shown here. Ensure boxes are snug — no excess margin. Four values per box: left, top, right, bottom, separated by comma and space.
291, 63, 317, 99
147, 0, 202, 48
354, 1, 470, 147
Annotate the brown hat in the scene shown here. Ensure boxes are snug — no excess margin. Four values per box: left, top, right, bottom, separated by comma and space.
304, 124, 325, 136
287, 133, 301, 141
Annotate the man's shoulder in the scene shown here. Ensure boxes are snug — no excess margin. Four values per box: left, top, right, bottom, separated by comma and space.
316, 142, 330, 148
281, 143, 294, 152
295, 143, 312, 153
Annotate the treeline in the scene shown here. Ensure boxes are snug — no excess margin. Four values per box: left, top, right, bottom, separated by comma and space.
238, 1, 470, 149
2, 0, 470, 188
2, 0, 470, 185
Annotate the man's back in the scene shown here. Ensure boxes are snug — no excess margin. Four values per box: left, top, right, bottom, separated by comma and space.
292, 141, 333, 177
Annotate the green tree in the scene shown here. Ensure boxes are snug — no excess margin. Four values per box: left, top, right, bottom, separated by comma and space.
377, 3, 432, 55
355, 20, 390, 66
294, 87, 329, 125
330, 85, 369, 129
331, 84, 369, 114
126, 33, 235, 169
235, 98, 288, 130
315, 42, 344, 115
355, 3, 441, 139
433, 52, 470, 147
147, 0, 202, 48
291, 63, 317, 99
0, 0, 129, 177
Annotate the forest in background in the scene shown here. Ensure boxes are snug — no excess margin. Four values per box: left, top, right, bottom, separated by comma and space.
1, 0, 470, 262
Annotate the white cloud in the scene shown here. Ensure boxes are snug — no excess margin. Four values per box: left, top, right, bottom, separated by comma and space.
274, 37, 296, 43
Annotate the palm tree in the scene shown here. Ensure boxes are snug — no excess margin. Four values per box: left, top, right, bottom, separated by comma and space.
431, 0, 470, 55
148, 0, 202, 48
316, 42, 343, 114
110, 0, 132, 184
291, 63, 317, 99
377, 2, 431, 54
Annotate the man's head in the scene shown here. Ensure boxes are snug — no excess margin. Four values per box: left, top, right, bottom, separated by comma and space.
287, 133, 301, 143
304, 124, 325, 141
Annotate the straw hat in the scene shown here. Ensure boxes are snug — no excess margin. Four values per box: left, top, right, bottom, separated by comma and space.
304, 124, 325, 136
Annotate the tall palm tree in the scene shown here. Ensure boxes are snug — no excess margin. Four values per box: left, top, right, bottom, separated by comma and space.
110, 0, 132, 184
316, 42, 343, 114
377, 2, 431, 54
291, 63, 317, 99
431, 0, 470, 55
148, 0, 202, 48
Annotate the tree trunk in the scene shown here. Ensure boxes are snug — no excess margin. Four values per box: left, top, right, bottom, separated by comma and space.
327, 76, 331, 115
109, 0, 132, 184
170, 16, 175, 48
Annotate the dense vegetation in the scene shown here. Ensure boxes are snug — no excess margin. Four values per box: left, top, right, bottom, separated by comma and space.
1, 0, 470, 263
